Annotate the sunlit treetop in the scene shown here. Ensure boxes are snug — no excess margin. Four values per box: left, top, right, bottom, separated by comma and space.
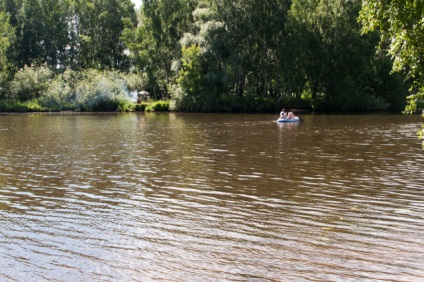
360, 0, 424, 146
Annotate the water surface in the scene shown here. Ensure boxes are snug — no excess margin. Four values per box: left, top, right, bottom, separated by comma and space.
0, 113, 423, 281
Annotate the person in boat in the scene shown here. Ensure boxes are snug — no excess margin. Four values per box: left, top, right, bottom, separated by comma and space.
279, 109, 287, 119
287, 111, 295, 119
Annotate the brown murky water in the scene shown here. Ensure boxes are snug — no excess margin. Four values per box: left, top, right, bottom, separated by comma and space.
0, 112, 423, 281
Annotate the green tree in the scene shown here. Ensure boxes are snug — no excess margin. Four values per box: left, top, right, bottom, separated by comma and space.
69, 0, 136, 70
17, 0, 45, 66
9, 64, 53, 101
95, 0, 136, 70
213, 0, 291, 98
39, 0, 69, 68
360, 0, 424, 144
0, 11, 15, 95
0, 11, 14, 72
171, 44, 203, 111
1, 0, 69, 69
168, 2, 239, 111
287, 0, 406, 111
126, 0, 198, 97
2, 0, 136, 70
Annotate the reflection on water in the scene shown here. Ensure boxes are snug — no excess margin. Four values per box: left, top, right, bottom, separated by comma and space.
0, 113, 423, 281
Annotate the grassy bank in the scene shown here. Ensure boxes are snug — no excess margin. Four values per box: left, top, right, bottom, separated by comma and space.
0, 99, 171, 113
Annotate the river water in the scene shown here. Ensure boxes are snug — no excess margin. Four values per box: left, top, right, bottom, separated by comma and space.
0, 113, 423, 281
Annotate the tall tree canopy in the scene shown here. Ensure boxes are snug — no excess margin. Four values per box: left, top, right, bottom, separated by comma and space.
0, 0, 414, 115
0, 11, 14, 72
0, 0, 137, 70
287, 0, 398, 111
360, 0, 424, 144
123, 0, 198, 97
166, 0, 407, 111
0, 11, 15, 91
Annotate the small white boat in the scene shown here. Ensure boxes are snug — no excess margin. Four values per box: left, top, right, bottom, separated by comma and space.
277, 117, 300, 123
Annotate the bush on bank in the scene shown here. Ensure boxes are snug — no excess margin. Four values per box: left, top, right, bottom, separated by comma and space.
0, 98, 171, 113
135, 100, 171, 112
0, 65, 409, 114
1, 66, 149, 112
0, 65, 170, 112
169, 88, 309, 113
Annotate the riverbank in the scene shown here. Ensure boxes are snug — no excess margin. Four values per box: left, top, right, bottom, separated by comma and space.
0, 99, 171, 113
0, 95, 311, 114
1, 96, 422, 114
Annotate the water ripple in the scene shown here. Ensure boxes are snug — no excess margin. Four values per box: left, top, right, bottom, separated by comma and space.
0, 113, 423, 281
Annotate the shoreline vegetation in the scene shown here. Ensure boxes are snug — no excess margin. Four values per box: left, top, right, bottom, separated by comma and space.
1, 64, 418, 114
0, 66, 314, 114
0, 1, 422, 122
0, 98, 170, 113
0, 97, 306, 113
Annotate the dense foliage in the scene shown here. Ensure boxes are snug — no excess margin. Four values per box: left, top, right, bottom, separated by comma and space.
0, 0, 136, 71
0, 11, 14, 86
360, 0, 424, 145
1, 65, 146, 111
0, 0, 419, 113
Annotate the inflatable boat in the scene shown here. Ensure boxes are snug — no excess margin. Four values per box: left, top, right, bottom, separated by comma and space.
277, 117, 300, 123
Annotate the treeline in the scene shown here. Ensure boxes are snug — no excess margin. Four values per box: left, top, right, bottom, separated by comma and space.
0, 0, 411, 112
